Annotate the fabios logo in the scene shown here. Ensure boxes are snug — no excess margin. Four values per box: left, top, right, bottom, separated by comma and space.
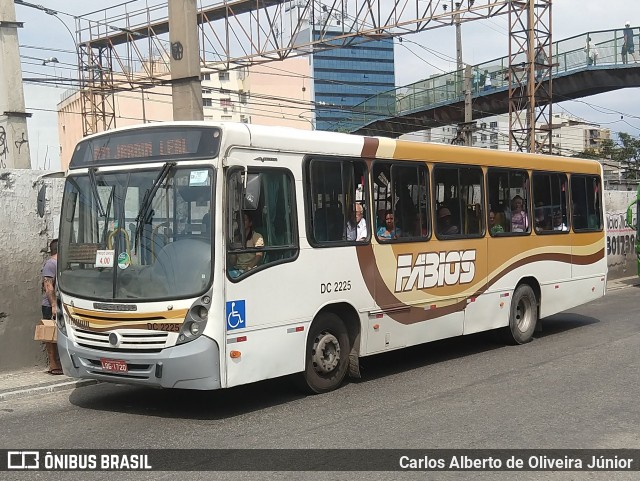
395, 250, 477, 292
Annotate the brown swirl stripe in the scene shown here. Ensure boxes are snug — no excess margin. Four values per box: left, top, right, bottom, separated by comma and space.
356, 245, 604, 326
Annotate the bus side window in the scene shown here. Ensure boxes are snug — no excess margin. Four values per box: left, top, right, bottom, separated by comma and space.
533, 172, 569, 233
227, 168, 298, 279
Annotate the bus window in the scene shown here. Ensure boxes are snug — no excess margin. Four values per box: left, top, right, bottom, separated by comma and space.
433, 165, 484, 238
306, 158, 368, 245
533, 172, 569, 233
227, 168, 298, 279
571, 175, 603, 231
372, 161, 429, 241
487, 168, 530, 235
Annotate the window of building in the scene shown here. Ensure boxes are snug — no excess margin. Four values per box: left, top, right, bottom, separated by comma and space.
433, 165, 484, 238
202, 98, 212, 107
218, 71, 230, 81
305, 158, 369, 245
201, 73, 211, 81
372, 162, 429, 241
220, 98, 232, 107
239, 91, 248, 104
472, 136, 478, 144
226, 168, 297, 279
481, 134, 487, 142
487, 169, 530, 236
571, 175, 603, 231
490, 121, 498, 129
221, 115, 233, 121
533, 172, 569, 233
490, 133, 498, 142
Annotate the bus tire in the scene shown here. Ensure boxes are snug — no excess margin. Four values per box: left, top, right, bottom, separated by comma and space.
503, 284, 538, 345
299, 313, 350, 394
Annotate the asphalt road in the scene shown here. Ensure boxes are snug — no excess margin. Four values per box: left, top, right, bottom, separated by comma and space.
1, 285, 639, 481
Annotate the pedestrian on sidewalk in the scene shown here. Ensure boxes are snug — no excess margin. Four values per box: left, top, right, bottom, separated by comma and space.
41, 239, 62, 375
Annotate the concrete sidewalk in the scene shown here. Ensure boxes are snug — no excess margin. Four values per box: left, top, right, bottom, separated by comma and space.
0, 368, 98, 402
1, 275, 638, 403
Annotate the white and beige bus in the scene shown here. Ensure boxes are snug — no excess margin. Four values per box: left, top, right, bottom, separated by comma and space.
55, 122, 606, 393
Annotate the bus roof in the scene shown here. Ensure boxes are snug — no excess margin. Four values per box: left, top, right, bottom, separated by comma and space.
81, 121, 602, 175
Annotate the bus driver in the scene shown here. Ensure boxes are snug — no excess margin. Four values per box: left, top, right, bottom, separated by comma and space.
229, 212, 264, 277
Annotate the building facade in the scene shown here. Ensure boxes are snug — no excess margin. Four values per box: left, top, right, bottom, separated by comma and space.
57, 57, 312, 170
409, 113, 611, 156
311, 31, 395, 132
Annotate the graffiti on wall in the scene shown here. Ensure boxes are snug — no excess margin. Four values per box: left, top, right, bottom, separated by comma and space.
14, 131, 28, 154
606, 210, 635, 266
0, 126, 8, 169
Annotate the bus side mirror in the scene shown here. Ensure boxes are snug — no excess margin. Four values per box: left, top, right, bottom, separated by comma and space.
37, 184, 46, 218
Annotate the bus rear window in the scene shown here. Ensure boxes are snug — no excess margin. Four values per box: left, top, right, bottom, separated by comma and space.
70, 127, 221, 168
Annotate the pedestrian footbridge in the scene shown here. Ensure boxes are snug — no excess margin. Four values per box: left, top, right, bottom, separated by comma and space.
345, 28, 640, 137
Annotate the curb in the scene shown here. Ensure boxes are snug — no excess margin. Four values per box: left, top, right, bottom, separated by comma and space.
607, 275, 640, 291
0, 379, 99, 403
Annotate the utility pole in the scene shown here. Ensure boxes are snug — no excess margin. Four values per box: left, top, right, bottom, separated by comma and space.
453, 6, 475, 147
168, 0, 203, 121
455, 6, 463, 74
0, 0, 31, 168
463, 65, 474, 146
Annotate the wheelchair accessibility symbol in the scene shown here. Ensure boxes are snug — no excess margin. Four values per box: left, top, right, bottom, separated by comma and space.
226, 300, 246, 330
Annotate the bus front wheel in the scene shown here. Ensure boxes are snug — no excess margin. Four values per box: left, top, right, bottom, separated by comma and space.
299, 313, 350, 394
504, 284, 538, 345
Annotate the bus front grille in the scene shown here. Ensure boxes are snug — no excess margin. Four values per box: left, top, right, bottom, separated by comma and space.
72, 327, 169, 352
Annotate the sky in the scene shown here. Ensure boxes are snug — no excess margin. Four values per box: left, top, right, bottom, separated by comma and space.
13, 0, 640, 171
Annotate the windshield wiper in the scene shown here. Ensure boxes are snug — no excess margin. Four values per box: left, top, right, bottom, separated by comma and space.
134, 162, 176, 253
88, 167, 106, 217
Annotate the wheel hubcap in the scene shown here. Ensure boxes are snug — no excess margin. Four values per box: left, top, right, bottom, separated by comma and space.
311, 330, 341, 374
515, 296, 533, 333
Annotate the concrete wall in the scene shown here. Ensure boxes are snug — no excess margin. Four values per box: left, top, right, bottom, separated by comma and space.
0, 177, 636, 373
0, 170, 63, 371
605, 189, 637, 279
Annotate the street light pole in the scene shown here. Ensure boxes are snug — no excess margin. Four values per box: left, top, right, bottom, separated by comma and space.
0, 0, 32, 168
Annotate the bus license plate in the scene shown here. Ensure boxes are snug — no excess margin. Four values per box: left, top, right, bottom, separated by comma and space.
100, 358, 128, 373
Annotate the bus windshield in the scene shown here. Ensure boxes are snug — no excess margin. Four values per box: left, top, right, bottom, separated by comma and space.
58, 166, 214, 301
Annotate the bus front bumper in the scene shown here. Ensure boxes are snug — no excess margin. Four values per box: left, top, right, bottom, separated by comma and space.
57, 333, 221, 390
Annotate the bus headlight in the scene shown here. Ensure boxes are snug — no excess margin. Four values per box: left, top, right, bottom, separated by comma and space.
189, 322, 200, 336
56, 296, 66, 335
176, 298, 209, 345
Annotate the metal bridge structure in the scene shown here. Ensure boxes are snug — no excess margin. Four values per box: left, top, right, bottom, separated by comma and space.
345, 27, 640, 150
74, 0, 553, 152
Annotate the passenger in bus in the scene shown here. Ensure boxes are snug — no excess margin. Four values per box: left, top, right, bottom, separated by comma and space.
377, 211, 401, 239
228, 212, 264, 277
346, 203, 367, 241
414, 212, 428, 237
395, 185, 417, 234
437, 207, 459, 235
552, 210, 569, 231
201, 212, 210, 235
489, 210, 504, 235
510, 195, 528, 232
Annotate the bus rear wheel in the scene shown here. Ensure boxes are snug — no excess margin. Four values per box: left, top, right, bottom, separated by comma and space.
299, 313, 350, 394
503, 284, 538, 345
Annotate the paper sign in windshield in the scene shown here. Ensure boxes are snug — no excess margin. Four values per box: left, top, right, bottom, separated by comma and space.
96, 250, 115, 268
190, 170, 208, 186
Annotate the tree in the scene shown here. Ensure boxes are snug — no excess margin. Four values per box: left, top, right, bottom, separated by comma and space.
574, 133, 640, 179
617, 133, 640, 179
